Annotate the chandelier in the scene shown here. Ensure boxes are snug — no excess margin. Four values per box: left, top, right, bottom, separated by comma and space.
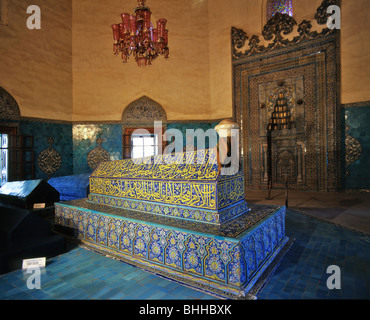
111, 0, 169, 67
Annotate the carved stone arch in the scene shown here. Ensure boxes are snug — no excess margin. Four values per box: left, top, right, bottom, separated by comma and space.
0, 87, 21, 120
121, 95, 167, 130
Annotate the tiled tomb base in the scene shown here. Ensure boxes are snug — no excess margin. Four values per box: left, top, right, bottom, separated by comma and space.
55, 199, 290, 299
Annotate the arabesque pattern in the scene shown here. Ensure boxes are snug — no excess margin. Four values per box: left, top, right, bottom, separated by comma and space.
55, 201, 288, 297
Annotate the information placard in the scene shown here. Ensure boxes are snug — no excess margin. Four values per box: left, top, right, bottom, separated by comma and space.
22, 257, 46, 269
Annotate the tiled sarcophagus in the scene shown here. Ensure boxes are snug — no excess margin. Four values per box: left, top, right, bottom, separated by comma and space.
55, 149, 289, 299
87, 149, 248, 225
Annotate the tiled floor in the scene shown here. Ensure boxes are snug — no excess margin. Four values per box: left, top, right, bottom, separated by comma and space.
259, 209, 369, 299
246, 189, 370, 234
0, 245, 215, 300
0, 190, 369, 300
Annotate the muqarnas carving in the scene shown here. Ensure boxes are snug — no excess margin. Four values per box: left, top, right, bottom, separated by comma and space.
268, 92, 295, 131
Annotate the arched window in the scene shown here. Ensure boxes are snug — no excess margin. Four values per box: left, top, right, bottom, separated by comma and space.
266, 0, 293, 20
121, 96, 167, 159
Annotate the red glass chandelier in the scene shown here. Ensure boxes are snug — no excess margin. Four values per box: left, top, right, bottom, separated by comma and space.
111, 0, 169, 67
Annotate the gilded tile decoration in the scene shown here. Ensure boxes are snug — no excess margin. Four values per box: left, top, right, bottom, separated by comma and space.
88, 149, 247, 224
232, 0, 340, 191
37, 137, 62, 178
90, 178, 217, 210
87, 137, 110, 170
87, 193, 249, 225
217, 174, 245, 208
91, 149, 219, 181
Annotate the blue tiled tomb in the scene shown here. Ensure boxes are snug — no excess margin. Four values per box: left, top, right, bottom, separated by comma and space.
55, 149, 290, 299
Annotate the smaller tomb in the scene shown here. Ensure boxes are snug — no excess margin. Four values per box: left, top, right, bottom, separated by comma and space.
48, 174, 90, 201
0, 180, 59, 210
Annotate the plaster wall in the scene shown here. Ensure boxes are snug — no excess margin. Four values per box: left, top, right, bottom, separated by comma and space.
72, 0, 211, 122
1, 0, 369, 121
341, 0, 370, 104
0, 0, 72, 121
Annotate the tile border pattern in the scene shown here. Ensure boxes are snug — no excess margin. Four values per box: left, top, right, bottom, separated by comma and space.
55, 200, 289, 299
